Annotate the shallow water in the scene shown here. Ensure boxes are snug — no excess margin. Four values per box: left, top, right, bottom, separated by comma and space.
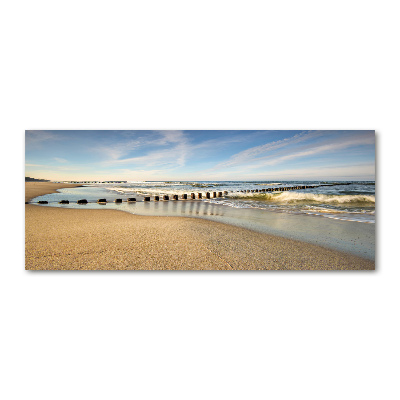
31, 183, 375, 261
103, 180, 376, 224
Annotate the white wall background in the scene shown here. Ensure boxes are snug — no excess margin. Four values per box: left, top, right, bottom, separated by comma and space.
1, 1, 398, 399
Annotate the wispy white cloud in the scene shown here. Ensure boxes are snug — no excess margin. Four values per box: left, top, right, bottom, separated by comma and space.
103, 131, 242, 169
55, 166, 81, 171
25, 131, 61, 148
157, 131, 189, 167
213, 131, 316, 169
211, 130, 374, 172
54, 157, 68, 163
94, 139, 142, 161
250, 132, 375, 169
157, 130, 186, 145
111, 149, 183, 168
93, 131, 188, 166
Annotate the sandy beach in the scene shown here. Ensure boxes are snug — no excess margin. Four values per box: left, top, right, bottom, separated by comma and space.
25, 183, 374, 270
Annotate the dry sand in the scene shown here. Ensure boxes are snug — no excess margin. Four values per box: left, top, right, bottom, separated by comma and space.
25, 183, 375, 270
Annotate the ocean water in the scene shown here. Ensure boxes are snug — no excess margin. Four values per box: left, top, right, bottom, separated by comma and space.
30, 181, 375, 260
99, 180, 375, 224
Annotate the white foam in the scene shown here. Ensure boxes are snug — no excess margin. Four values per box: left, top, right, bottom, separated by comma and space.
228, 191, 375, 204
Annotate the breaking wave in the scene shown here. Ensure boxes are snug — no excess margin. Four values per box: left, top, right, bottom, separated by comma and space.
228, 191, 375, 204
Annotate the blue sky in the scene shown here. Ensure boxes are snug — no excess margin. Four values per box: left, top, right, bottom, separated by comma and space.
25, 130, 375, 181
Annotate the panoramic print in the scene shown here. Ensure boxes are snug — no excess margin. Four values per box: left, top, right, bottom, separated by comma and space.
25, 130, 375, 270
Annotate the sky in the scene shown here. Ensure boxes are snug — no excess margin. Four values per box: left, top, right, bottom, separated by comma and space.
25, 130, 375, 181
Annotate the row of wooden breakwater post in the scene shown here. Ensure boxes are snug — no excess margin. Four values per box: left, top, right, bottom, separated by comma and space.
36, 191, 229, 204
34, 185, 320, 204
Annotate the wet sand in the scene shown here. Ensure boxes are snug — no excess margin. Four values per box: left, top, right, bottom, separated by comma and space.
25, 183, 374, 270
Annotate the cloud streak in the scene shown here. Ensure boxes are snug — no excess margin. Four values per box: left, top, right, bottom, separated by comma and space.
210, 130, 374, 172
25, 131, 61, 149
54, 157, 68, 163
102, 131, 244, 169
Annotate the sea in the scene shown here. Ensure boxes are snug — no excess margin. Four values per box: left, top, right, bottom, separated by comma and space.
31, 181, 375, 260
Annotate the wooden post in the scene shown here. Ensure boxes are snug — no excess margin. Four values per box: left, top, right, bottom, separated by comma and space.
218, 192, 223, 197
154, 196, 159, 201
144, 197, 150, 201
213, 192, 217, 198
182, 194, 188, 199
115, 199, 122, 203
59, 200, 69, 204
97, 199, 107, 203
173, 195, 179, 200
198, 193, 202, 199
191, 193, 196, 199
163, 195, 169, 201
127, 198, 136, 202
224, 191, 228, 195
206, 192, 211, 199
38, 200, 48, 204
77, 199, 88, 204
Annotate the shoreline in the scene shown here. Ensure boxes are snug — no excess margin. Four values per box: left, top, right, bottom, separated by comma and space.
25, 182, 83, 203
29, 184, 375, 261
25, 183, 375, 270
